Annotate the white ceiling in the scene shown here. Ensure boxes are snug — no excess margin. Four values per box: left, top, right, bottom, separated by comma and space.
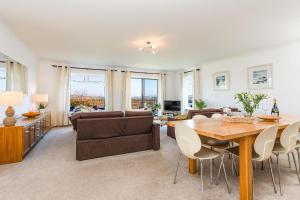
0, 0, 300, 70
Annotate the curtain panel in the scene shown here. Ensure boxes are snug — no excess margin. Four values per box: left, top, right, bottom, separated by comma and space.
158, 73, 167, 112
53, 66, 70, 126
121, 71, 132, 111
192, 69, 201, 108
180, 72, 190, 113
6, 61, 27, 93
105, 69, 113, 111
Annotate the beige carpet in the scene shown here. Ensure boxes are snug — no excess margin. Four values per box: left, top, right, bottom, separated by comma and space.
0, 126, 299, 200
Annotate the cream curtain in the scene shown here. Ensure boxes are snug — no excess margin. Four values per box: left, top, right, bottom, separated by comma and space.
158, 73, 167, 112
121, 71, 132, 111
180, 72, 189, 113
53, 66, 70, 126
192, 69, 201, 107
105, 69, 113, 111
6, 61, 27, 93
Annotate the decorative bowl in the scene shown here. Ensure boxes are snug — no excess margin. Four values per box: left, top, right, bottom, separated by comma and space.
222, 116, 255, 124
257, 115, 281, 122
22, 112, 40, 118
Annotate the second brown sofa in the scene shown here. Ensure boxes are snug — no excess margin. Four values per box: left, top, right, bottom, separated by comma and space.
71, 111, 160, 161
167, 109, 223, 139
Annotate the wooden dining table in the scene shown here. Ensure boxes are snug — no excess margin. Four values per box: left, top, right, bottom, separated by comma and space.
168, 115, 300, 200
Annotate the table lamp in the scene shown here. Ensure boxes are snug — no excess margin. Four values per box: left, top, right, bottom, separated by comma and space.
0, 91, 23, 127
32, 94, 48, 112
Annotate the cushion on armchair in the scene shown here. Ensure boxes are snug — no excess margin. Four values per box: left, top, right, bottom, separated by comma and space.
175, 114, 188, 120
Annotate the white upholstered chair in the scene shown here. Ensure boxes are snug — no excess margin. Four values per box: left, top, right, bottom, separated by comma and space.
211, 113, 223, 119
272, 121, 300, 195
192, 114, 208, 120
224, 125, 279, 195
174, 124, 230, 198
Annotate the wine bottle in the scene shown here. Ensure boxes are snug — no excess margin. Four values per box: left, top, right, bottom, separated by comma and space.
271, 99, 279, 117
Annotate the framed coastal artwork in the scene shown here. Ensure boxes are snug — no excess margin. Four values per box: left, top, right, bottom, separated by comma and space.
213, 71, 230, 90
248, 64, 273, 89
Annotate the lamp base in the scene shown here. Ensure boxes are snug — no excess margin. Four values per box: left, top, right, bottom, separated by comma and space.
3, 117, 17, 127
3, 106, 17, 127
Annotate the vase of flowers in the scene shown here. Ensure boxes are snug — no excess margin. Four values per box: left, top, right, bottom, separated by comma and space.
235, 92, 268, 117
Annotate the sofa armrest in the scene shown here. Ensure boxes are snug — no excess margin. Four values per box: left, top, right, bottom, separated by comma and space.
152, 123, 160, 150
167, 116, 177, 121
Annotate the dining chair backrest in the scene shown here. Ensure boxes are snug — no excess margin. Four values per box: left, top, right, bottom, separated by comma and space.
211, 113, 223, 119
280, 121, 300, 153
192, 115, 208, 120
254, 125, 278, 161
175, 124, 201, 159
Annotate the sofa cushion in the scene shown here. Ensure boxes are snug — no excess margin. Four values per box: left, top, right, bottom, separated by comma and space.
125, 111, 152, 117
80, 111, 124, 119
77, 117, 126, 140
124, 116, 153, 136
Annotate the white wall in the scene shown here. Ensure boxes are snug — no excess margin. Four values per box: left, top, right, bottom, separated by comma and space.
199, 42, 300, 116
0, 20, 38, 122
166, 71, 181, 101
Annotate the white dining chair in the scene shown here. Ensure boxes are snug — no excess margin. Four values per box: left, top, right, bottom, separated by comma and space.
223, 125, 279, 195
272, 121, 300, 195
295, 134, 300, 171
174, 124, 231, 198
192, 114, 208, 120
193, 113, 233, 173
211, 113, 223, 119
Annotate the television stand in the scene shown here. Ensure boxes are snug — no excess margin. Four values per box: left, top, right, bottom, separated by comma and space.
162, 111, 181, 117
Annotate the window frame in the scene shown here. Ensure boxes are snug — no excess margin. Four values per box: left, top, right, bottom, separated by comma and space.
70, 70, 106, 110
131, 77, 159, 109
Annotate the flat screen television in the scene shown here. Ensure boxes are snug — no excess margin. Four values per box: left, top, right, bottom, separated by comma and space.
164, 101, 181, 111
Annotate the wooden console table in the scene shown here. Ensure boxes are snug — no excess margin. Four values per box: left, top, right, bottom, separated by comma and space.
0, 112, 51, 165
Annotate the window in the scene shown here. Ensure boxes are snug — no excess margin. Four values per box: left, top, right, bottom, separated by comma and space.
186, 74, 193, 108
131, 78, 158, 109
0, 65, 6, 91
183, 72, 193, 109
70, 72, 106, 111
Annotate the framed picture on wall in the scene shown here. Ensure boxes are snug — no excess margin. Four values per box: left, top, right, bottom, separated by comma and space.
213, 71, 230, 90
248, 64, 273, 89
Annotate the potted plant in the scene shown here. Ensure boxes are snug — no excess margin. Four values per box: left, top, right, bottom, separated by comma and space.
150, 103, 161, 116
235, 92, 268, 117
195, 99, 207, 110
38, 103, 47, 113
70, 101, 79, 112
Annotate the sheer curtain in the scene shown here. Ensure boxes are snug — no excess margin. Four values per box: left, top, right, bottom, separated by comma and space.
192, 69, 201, 106
53, 66, 70, 126
121, 71, 132, 111
6, 61, 27, 93
105, 69, 113, 111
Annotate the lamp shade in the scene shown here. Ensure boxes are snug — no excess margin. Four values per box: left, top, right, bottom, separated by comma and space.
0, 91, 23, 106
32, 94, 48, 103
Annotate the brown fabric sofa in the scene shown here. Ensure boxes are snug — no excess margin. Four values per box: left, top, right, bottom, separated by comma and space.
167, 108, 240, 139
167, 108, 223, 139
71, 111, 160, 161
70, 111, 124, 131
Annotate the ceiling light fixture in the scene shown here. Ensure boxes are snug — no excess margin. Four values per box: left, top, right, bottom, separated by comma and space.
139, 41, 157, 54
